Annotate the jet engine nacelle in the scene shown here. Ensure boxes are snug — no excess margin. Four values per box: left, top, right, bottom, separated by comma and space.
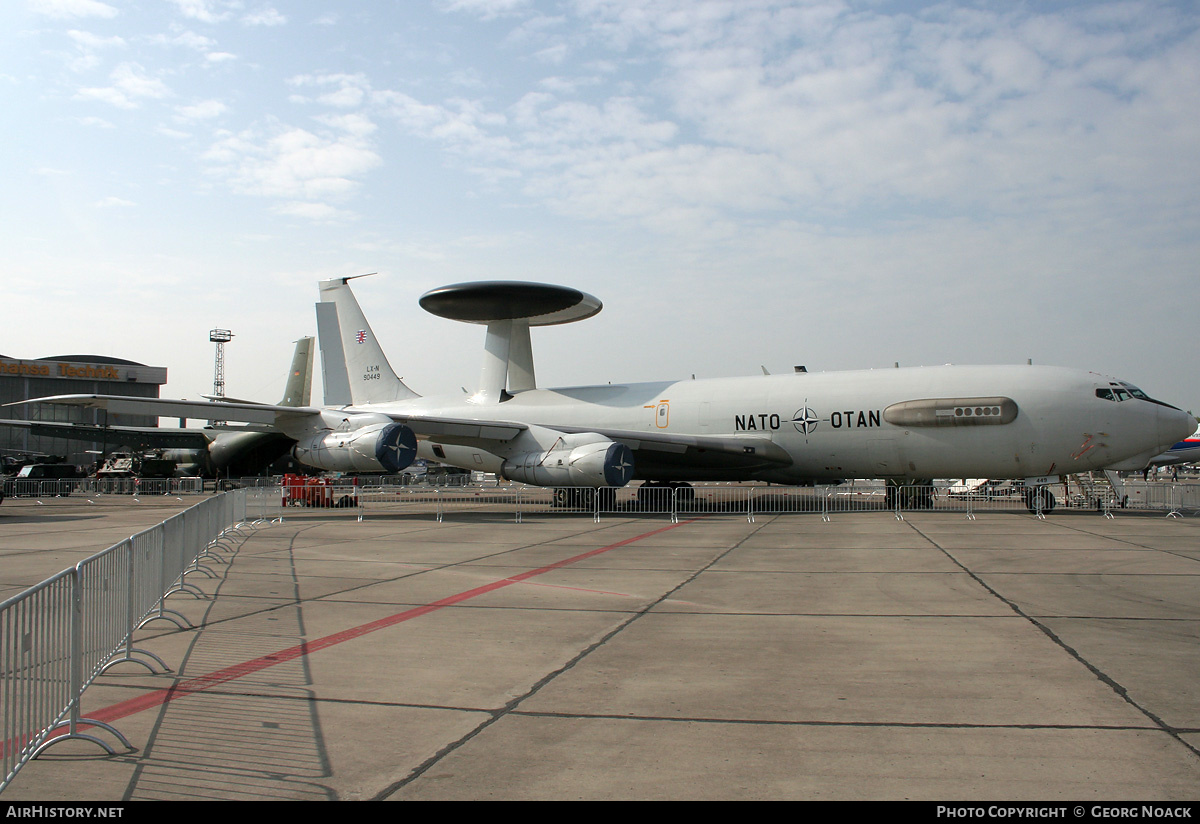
294, 421, 418, 474
501, 436, 635, 487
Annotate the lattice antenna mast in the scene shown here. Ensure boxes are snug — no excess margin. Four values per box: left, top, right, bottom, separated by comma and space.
209, 328, 233, 425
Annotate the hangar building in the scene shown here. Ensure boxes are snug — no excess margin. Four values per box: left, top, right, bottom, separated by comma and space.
0, 354, 166, 470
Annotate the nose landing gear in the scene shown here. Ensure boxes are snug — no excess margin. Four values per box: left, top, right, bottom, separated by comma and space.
1023, 487, 1055, 513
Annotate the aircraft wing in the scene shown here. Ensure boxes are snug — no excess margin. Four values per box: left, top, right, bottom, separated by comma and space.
559, 425, 794, 472
387, 414, 793, 472
385, 414, 526, 443
6, 394, 320, 426
14, 396, 794, 477
0, 418, 212, 449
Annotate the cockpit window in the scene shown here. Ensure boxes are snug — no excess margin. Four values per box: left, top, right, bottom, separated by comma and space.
1118, 381, 1151, 401
1098, 381, 1159, 403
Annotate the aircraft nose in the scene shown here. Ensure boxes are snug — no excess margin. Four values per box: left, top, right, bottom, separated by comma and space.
1157, 404, 1195, 451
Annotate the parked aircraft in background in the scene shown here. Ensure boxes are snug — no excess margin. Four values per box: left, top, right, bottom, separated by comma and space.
14, 276, 1195, 511
2, 338, 314, 478
1146, 425, 1200, 468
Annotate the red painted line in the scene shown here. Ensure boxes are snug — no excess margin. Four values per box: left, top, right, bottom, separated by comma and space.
79, 519, 690, 726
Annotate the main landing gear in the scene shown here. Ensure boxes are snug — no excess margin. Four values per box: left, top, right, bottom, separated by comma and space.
551, 487, 618, 510
884, 481, 935, 510
1023, 487, 1056, 513
553, 488, 594, 508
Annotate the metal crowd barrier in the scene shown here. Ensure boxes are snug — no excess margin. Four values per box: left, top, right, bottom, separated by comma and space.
1103, 480, 1200, 518
1, 477, 207, 500
349, 482, 916, 523
1, 489, 254, 794
340, 480, 1200, 523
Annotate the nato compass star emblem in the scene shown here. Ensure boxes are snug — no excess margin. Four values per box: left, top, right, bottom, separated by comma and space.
376, 424, 418, 472
792, 407, 819, 437
384, 438, 414, 463
606, 443, 636, 486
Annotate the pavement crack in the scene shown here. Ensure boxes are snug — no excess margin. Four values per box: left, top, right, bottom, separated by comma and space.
904, 519, 1200, 762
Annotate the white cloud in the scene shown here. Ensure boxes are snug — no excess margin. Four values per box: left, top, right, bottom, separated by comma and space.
62, 28, 124, 71
314, 112, 377, 139
437, 0, 531, 20
66, 29, 125, 50
288, 73, 371, 108
76, 62, 171, 109
204, 119, 383, 210
116, 61, 171, 96
273, 201, 349, 221
380, 0, 1198, 239
318, 85, 365, 108
29, 0, 117, 19
148, 30, 217, 51
169, 0, 236, 24
242, 7, 286, 27
176, 99, 228, 120
75, 115, 114, 128
533, 43, 569, 64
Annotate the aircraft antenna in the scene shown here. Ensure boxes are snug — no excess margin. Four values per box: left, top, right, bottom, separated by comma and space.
209, 328, 234, 425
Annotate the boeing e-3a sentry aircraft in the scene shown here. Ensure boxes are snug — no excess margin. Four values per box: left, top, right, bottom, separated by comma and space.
16, 276, 1195, 511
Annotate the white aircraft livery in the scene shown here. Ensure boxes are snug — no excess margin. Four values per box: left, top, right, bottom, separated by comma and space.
15, 276, 1196, 510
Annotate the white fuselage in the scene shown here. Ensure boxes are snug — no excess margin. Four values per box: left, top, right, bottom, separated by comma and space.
325, 364, 1192, 484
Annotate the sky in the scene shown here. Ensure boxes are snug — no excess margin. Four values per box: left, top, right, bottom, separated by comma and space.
5, 0, 1199, 417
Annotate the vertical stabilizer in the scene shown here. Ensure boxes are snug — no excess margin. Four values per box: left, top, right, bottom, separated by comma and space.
317, 276, 420, 405
278, 336, 315, 407
315, 302, 352, 406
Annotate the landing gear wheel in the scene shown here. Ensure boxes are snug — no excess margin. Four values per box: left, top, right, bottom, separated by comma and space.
553, 488, 595, 509
669, 482, 695, 506
1024, 488, 1055, 513
636, 482, 675, 511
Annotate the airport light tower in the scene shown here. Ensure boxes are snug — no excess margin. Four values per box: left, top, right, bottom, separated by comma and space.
209, 328, 233, 425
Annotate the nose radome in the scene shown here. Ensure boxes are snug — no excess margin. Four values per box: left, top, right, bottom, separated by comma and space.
1159, 405, 1196, 451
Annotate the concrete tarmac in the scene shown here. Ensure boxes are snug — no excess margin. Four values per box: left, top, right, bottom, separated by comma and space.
0, 495, 203, 599
2, 498, 1199, 800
